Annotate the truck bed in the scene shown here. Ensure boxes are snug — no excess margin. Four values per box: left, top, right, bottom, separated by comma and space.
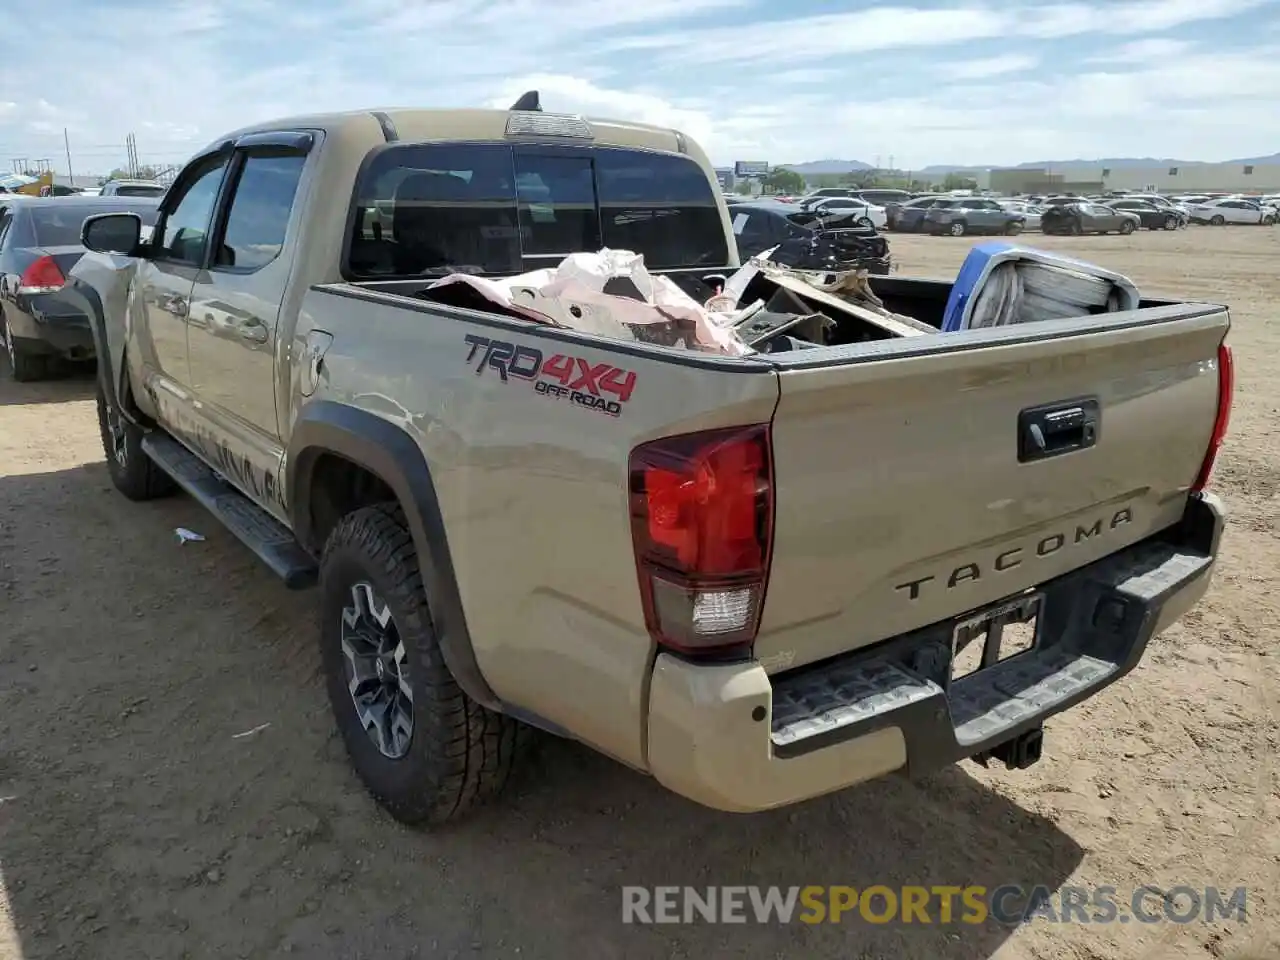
303, 275, 1228, 728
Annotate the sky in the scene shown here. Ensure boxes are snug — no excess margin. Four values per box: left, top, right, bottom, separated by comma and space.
1, 0, 1278, 176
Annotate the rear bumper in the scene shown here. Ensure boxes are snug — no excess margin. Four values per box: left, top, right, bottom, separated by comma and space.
5, 296, 95, 359
646, 493, 1224, 813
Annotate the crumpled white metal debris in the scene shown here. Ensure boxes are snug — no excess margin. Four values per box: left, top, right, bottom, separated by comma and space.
425, 249, 755, 356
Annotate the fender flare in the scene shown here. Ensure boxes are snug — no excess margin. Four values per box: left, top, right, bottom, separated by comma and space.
287, 400, 500, 711
60, 278, 119, 410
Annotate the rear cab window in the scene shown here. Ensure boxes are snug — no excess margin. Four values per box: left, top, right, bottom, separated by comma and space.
346, 142, 729, 278
113, 185, 167, 198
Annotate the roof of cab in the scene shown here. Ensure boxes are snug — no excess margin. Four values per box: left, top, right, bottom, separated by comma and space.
200, 107, 706, 165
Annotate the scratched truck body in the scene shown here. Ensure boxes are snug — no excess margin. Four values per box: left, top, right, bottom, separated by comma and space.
67, 102, 1232, 824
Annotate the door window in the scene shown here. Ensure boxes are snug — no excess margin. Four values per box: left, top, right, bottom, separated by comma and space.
214, 152, 307, 271
156, 158, 229, 264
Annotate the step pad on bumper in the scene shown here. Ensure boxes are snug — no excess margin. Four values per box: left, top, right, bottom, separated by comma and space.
772, 660, 939, 749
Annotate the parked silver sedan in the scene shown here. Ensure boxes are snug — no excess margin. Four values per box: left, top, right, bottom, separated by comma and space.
997, 199, 1044, 230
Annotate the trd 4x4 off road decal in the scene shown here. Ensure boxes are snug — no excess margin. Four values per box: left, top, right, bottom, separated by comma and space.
463, 334, 637, 418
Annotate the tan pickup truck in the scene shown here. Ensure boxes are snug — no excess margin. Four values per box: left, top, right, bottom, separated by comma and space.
66, 100, 1232, 825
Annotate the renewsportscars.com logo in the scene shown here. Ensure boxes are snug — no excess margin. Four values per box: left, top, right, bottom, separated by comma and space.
463, 334, 637, 418
621, 885, 1249, 927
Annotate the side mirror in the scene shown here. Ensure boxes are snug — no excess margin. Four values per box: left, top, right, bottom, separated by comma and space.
81, 212, 143, 256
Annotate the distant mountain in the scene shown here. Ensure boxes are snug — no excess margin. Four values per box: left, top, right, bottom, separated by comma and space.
778, 159, 874, 175
894, 153, 1280, 175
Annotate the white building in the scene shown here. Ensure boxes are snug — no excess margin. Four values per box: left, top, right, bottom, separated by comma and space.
987, 161, 1280, 195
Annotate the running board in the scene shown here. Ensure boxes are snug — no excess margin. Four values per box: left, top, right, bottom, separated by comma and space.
141, 433, 318, 589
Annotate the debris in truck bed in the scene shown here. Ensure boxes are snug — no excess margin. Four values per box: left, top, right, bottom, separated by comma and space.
716, 253, 933, 343
943, 243, 1141, 331
420, 249, 755, 356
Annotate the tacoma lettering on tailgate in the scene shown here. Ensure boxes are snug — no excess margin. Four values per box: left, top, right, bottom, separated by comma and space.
462, 334, 636, 418
893, 507, 1133, 601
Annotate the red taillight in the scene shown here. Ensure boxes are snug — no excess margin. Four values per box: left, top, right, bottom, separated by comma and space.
1192, 342, 1234, 492
17, 255, 66, 295
629, 424, 774, 657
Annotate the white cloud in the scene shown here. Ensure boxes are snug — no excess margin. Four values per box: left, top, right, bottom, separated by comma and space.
0, 0, 1276, 174
941, 54, 1040, 80
1089, 38, 1195, 62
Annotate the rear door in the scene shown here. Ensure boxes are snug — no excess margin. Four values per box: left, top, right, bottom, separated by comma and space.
754, 307, 1229, 672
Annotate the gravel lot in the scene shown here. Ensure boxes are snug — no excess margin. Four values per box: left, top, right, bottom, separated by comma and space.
0, 227, 1277, 960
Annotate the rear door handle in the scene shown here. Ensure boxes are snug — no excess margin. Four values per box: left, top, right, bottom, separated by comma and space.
1018, 397, 1100, 463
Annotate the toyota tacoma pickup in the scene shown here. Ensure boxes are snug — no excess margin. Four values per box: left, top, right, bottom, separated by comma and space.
68, 100, 1232, 825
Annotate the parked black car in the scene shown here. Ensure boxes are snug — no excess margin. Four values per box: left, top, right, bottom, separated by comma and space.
1039, 202, 1141, 236
729, 201, 890, 273
1107, 199, 1186, 230
0, 195, 160, 381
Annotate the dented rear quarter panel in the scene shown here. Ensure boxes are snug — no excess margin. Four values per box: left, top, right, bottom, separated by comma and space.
296, 285, 778, 768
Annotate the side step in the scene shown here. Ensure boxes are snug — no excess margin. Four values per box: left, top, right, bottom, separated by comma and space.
141, 432, 318, 589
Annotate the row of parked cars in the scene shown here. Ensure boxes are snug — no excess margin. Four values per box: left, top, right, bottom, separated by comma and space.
728, 186, 1279, 248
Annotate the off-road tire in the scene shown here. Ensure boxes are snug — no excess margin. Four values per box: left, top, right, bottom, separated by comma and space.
1, 311, 48, 383
320, 503, 526, 825
95, 376, 177, 500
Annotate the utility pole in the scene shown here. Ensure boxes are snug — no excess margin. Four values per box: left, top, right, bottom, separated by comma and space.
64, 128, 74, 183
888, 154, 895, 172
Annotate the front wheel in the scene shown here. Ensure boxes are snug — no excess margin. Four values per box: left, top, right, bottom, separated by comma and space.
1119, 220, 1136, 235
855, 216, 873, 229
1264, 215, 1276, 226
319, 504, 527, 825
96, 376, 177, 500
948, 221, 967, 237
1004, 221, 1024, 236
1163, 216, 1179, 230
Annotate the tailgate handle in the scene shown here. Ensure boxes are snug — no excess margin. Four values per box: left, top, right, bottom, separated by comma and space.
1018, 398, 1099, 462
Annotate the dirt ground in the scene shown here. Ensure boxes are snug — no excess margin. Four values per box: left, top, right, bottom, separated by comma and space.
1, 227, 1277, 960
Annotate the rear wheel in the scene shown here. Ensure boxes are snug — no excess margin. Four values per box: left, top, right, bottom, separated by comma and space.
320, 503, 527, 825
1, 311, 49, 383
948, 220, 967, 237
1004, 220, 1024, 236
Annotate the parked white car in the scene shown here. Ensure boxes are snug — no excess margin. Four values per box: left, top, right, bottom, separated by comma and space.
1187, 198, 1277, 226
997, 200, 1044, 229
805, 196, 888, 229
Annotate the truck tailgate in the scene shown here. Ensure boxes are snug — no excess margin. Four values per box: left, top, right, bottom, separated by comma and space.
755, 305, 1229, 673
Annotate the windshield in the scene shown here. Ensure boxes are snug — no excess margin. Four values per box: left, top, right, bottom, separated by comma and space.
30, 202, 160, 248
347, 142, 729, 278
